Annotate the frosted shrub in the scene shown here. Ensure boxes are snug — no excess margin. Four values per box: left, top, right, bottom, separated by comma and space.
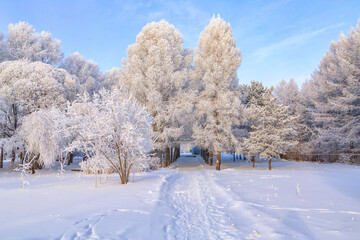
68, 89, 153, 184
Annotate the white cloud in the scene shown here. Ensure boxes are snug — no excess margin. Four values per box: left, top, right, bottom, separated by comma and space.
252, 23, 343, 61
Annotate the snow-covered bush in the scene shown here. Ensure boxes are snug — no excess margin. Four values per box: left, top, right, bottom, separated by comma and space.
19, 108, 69, 169
67, 89, 153, 184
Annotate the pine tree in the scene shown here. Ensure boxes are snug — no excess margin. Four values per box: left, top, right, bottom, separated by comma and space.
192, 16, 242, 170
244, 91, 298, 169
274, 78, 299, 115
311, 20, 360, 162
237, 81, 272, 164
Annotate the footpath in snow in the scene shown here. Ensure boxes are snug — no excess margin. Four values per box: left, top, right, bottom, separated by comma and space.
1, 155, 360, 239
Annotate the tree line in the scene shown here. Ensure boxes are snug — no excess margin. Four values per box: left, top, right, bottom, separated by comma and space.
0, 17, 359, 184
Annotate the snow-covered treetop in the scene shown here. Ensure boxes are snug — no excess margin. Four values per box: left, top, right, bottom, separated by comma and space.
60, 52, 100, 94
192, 15, 242, 152
240, 81, 273, 107
274, 78, 299, 114
0, 60, 79, 113
122, 19, 191, 105
100, 67, 122, 91
7, 21, 63, 64
121, 19, 192, 149
0, 32, 11, 63
194, 15, 241, 91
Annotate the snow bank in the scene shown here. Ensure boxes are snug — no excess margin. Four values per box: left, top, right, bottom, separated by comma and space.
0, 155, 359, 239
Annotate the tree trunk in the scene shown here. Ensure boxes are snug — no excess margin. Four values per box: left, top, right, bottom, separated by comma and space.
171, 147, 174, 163
252, 156, 255, 168
31, 162, 35, 174
154, 148, 158, 158
68, 152, 74, 165
159, 150, 163, 167
216, 151, 221, 170
34, 154, 42, 171
82, 152, 87, 161
20, 151, 24, 165
268, 157, 272, 170
173, 145, 180, 162
176, 145, 180, 161
209, 151, 213, 166
11, 149, 16, 165
12, 104, 18, 130
233, 151, 236, 162
164, 147, 170, 167
31, 154, 40, 174
0, 147, 3, 168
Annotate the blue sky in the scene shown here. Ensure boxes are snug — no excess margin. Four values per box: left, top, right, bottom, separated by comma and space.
0, 0, 359, 87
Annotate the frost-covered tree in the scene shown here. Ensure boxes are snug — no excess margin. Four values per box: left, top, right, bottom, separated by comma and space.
244, 91, 298, 170
7, 22, 63, 64
0, 60, 78, 165
241, 81, 272, 107
60, 52, 100, 94
66, 90, 153, 184
192, 16, 242, 170
19, 108, 68, 173
121, 20, 192, 167
0, 60, 78, 114
274, 78, 311, 160
100, 67, 122, 91
237, 81, 273, 165
0, 32, 11, 62
310, 20, 360, 162
291, 79, 317, 158
274, 78, 299, 115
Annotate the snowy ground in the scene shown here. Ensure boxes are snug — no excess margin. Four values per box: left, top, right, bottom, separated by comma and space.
1, 155, 360, 240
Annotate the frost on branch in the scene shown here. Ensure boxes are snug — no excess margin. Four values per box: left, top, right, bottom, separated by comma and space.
0, 60, 79, 114
120, 20, 192, 167
192, 15, 242, 170
7, 21, 63, 64
310, 20, 360, 162
244, 91, 298, 169
19, 108, 68, 169
61, 52, 101, 95
67, 89, 153, 184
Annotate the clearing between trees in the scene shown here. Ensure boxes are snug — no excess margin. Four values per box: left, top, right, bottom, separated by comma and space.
1, 155, 359, 239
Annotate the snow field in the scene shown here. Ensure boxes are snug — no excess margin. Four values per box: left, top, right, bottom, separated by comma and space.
1, 155, 360, 239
